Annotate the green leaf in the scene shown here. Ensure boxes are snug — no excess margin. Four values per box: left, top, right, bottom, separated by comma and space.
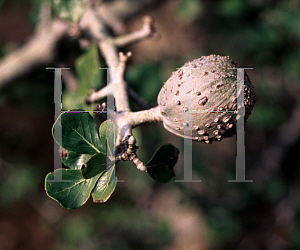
99, 120, 116, 157
81, 153, 107, 179
91, 166, 117, 203
62, 90, 94, 111
53, 112, 105, 155
178, 0, 203, 23
62, 43, 102, 111
146, 144, 179, 183
61, 148, 93, 170
45, 168, 100, 209
51, 0, 85, 23
79, 120, 117, 179
75, 44, 102, 90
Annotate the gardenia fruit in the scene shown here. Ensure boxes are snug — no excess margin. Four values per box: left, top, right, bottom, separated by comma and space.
157, 54, 255, 143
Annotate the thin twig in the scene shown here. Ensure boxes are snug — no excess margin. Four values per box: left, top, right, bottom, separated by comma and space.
37, 1, 52, 30
85, 15, 157, 107
86, 84, 153, 108
95, 0, 160, 34
86, 86, 109, 105
95, 1, 125, 35
79, 8, 119, 70
128, 88, 153, 109
113, 16, 158, 47
0, 19, 70, 90
114, 51, 132, 112
127, 106, 162, 126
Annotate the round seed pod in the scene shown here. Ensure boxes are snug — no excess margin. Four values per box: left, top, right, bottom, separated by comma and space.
157, 55, 255, 143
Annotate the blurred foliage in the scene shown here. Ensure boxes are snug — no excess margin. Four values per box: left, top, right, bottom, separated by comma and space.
0, 162, 43, 206
204, 0, 300, 75
51, 0, 85, 23
177, 0, 203, 23
126, 63, 162, 109
62, 44, 102, 111
30, 0, 85, 26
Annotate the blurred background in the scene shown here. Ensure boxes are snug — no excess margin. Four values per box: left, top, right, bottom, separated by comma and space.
0, 0, 300, 249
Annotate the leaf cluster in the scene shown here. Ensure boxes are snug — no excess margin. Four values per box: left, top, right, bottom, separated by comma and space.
45, 112, 179, 209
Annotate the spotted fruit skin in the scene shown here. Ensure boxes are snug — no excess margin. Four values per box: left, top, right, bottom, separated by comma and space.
157, 55, 255, 143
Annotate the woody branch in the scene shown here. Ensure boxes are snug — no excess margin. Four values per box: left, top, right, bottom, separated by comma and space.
78, 6, 162, 170
0, 1, 161, 171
